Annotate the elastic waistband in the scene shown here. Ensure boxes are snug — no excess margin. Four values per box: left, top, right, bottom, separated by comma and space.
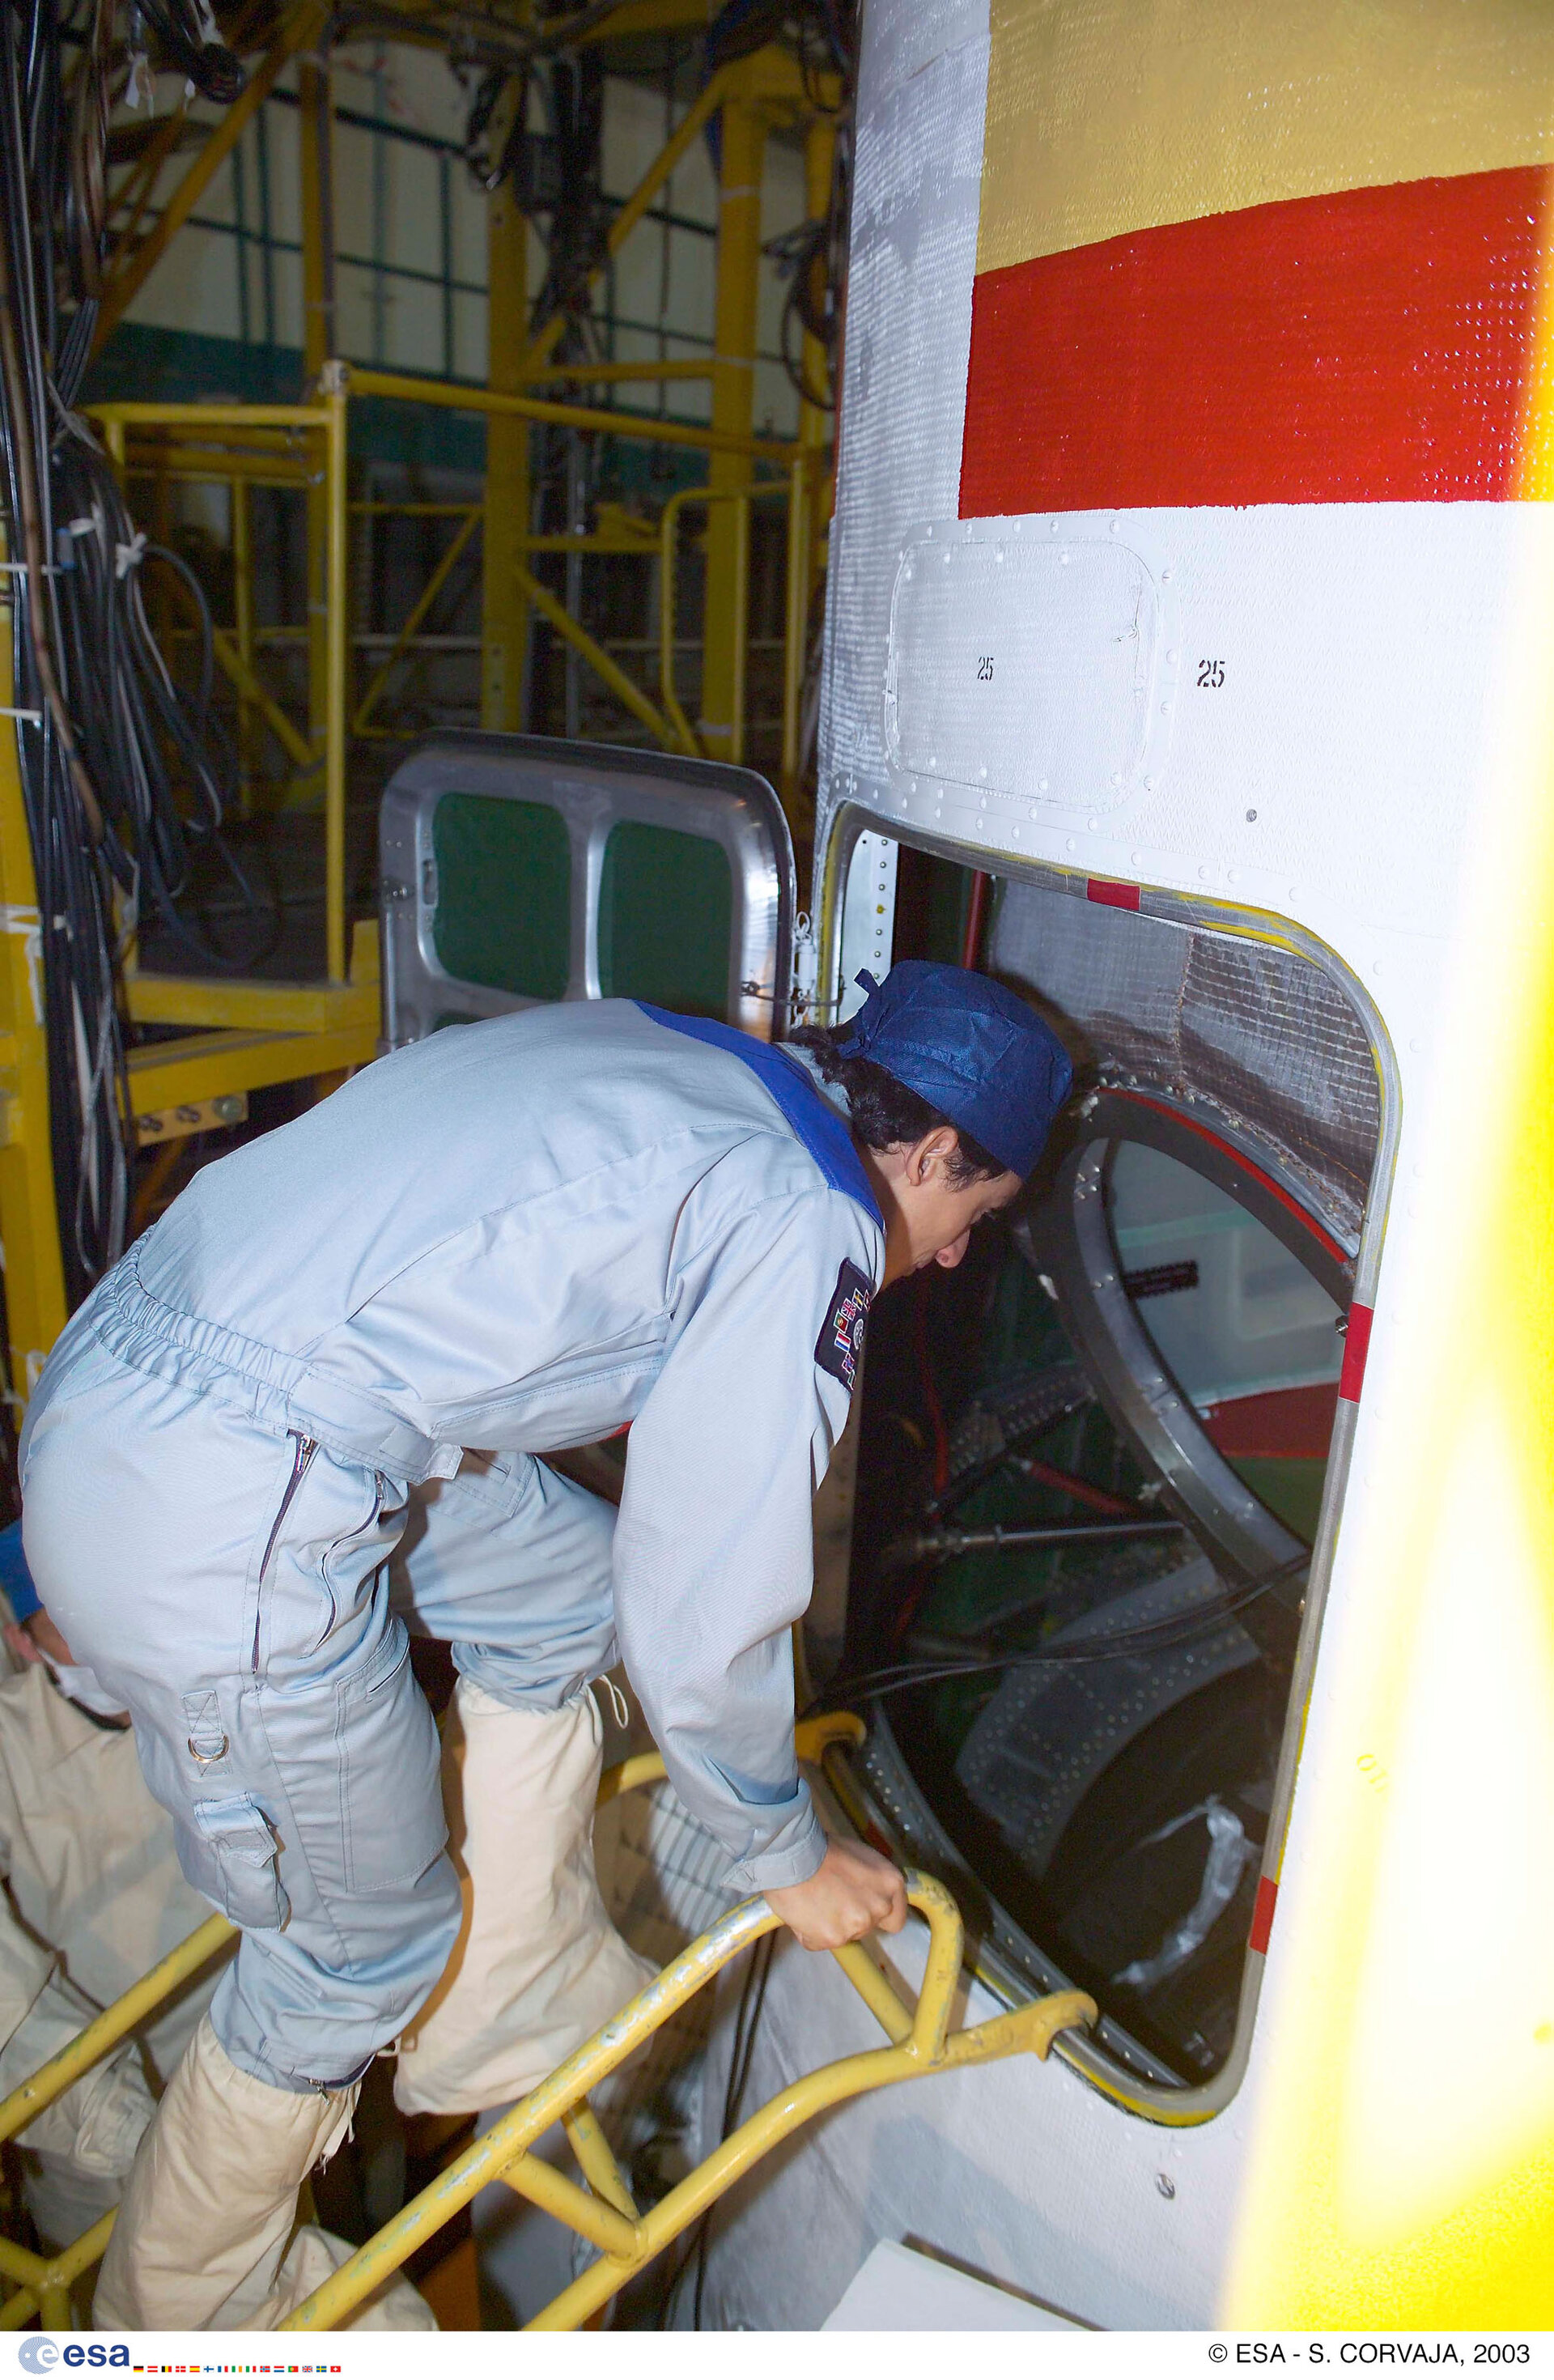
90, 1254, 461, 1483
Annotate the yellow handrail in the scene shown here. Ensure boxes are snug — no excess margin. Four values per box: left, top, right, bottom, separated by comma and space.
0, 1715, 876, 2327
783, 448, 820, 805
281, 1872, 1094, 2333
0, 1911, 236, 2329
0, 1793, 1095, 2334
87, 373, 816, 929
346, 363, 796, 465
0, 1912, 236, 2152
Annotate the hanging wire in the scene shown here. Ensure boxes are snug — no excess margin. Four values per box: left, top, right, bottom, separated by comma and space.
0, 0, 261, 1311
805, 1554, 1311, 1720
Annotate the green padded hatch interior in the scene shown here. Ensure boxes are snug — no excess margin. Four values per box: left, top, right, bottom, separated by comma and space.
431, 793, 572, 1000
597, 819, 733, 1017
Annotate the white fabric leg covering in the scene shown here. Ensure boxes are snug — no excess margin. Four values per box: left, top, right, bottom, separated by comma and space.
92, 2015, 359, 2331
394, 1681, 656, 2117
242, 2224, 438, 2331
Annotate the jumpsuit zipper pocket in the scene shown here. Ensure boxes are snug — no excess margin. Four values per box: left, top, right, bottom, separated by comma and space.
252, 1432, 318, 1675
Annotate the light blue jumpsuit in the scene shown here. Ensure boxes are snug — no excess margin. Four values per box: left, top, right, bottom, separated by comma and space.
19, 1002, 883, 2095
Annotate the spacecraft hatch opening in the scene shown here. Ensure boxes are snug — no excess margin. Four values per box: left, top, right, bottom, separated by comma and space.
820, 839, 1377, 2096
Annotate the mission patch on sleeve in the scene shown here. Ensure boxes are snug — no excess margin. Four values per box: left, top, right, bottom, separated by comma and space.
815, 1258, 873, 1394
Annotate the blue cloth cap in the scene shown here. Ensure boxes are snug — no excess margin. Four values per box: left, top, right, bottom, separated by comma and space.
833, 960, 1073, 1179
0, 1520, 40, 1624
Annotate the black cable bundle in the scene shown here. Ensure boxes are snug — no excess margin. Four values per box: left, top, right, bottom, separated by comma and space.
129, 0, 243, 104
0, 0, 260, 1309
805, 1552, 1310, 1717
51, 423, 278, 977
527, 46, 606, 351
0, 0, 128, 1301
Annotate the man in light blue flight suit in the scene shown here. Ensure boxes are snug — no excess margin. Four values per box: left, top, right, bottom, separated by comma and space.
19, 962, 1072, 2327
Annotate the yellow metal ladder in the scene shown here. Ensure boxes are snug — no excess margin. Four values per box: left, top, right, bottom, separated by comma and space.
0, 1720, 1096, 2333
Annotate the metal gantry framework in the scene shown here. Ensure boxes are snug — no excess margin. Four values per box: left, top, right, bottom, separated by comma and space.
0, 1719, 1096, 2332
0, 14, 841, 1400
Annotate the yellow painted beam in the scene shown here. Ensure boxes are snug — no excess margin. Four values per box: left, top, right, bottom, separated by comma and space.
231, 476, 254, 810
358, 508, 481, 733
800, 114, 836, 448
514, 562, 676, 749
658, 478, 794, 759
782, 452, 814, 809
88, 403, 329, 429
124, 460, 313, 487
349, 363, 794, 461
659, 485, 708, 757
106, 106, 189, 271
165, 572, 312, 772
0, 535, 67, 1397
125, 976, 376, 1035
322, 371, 350, 981
571, 0, 711, 39
524, 529, 656, 553
739, 45, 841, 119
118, 421, 319, 446
126, 1022, 376, 1113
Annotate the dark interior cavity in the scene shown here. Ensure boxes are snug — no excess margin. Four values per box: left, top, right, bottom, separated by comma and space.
823, 844, 1376, 2088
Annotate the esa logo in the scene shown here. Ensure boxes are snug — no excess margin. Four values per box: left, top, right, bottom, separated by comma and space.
18, 2345, 129, 2370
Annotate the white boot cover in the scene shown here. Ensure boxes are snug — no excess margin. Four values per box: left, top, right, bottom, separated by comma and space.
92, 2014, 359, 2330
394, 1681, 655, 2116
250, 2223, 438, 2331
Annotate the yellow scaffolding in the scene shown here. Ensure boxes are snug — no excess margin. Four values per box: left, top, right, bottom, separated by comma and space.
0, 32, 839, 1408
0, 363, 827, 1407
0, 1717, 1095, 2333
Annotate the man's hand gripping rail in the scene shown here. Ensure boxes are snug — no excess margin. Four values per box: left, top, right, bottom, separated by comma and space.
281, 1851, 1096, 2332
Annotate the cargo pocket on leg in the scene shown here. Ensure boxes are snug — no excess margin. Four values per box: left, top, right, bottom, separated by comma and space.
339, 1633, 446, 1893
191, 1793, 291, 1930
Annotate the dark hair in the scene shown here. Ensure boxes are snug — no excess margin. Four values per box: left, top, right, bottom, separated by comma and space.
791, 1025, 1008, 1187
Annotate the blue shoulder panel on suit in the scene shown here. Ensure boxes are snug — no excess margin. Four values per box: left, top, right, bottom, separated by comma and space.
634, 1005, 882, 1228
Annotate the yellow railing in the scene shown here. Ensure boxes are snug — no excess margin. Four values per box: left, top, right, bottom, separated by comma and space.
94, 386, 350, 984
284, 1871, 1093, 2332
656, 451, 818, 784
0, 1912, 236, 2329
90, 363, 822, 971
0, 1715, 1095, 2332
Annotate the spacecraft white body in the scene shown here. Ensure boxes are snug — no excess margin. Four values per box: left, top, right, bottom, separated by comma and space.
707, 0, 1554, 2330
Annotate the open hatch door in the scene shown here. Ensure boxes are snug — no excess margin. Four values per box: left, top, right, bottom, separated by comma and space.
380, 733, 796, 1048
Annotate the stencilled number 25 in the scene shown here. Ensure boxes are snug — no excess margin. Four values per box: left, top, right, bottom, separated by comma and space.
1197, 658, 1225, 688
976, 654, 994, 682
